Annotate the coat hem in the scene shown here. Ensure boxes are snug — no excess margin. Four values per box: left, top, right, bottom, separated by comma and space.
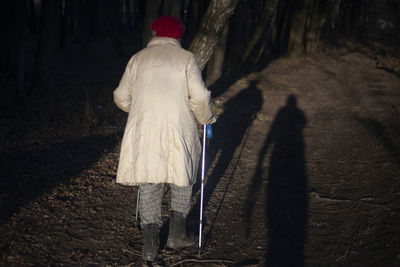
116, 180, 196, 187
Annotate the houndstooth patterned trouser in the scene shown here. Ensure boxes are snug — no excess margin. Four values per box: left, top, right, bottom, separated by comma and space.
138, 183, 192, 227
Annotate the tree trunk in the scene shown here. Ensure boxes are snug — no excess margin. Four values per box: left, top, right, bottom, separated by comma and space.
88, 0, 102, 40
60, 0, 67, 48
65, 0, 74, 34
125, 0, 131, 31
188, 0, 239, 70
162, 0, 182, 17
30, 0, 61, 92
303, 0, 326, 53
0, 6, 7, 74
77, 0, 89, 55
107, 0, 123, 55
0, 0, 28, 98
133, 0, 146, 50
182, 0, 207, 48
205, 25, 229, 86
71, 0, 79, 34
2, 0, 27, 75
224, 0, 246, 73
240, 0, 279, 68
27, 0, 37, 33
270, 0, 291, 54
287, 0, 326, 56
142, 0, 161, 47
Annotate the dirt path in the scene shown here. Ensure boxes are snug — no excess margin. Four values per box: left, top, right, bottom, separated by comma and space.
1, 47, 400, 266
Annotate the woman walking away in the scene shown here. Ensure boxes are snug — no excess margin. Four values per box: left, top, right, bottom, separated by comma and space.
113, 15, 216, 262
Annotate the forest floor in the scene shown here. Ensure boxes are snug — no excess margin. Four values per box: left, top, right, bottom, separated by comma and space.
1, 42, 400, 266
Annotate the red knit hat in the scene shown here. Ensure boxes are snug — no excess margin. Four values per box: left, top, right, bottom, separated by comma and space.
151, 15, 185, 39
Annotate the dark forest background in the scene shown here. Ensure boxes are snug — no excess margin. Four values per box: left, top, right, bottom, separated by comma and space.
1, 0, 399, 151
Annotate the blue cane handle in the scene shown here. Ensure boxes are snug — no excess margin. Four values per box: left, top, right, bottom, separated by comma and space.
206, 124, 212, 139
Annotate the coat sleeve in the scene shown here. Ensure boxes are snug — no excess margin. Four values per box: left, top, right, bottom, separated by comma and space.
187, 54, 216, 125
113, 57, 135, 113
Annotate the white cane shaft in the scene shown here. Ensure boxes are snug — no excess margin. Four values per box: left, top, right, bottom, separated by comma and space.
199, 125, 207, 250
135, 191, 140, 222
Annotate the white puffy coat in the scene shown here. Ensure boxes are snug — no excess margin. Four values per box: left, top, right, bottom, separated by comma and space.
113, 37, 215, 187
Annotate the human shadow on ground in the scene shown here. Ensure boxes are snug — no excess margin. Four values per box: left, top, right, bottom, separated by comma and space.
0, 132, 121, 226
244, 95, 308, 266
188, 80, 263, 241
208, 54, 279, 100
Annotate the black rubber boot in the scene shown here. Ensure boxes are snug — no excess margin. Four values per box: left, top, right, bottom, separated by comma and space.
142, 224, 159, 262
166, 211, 195, 249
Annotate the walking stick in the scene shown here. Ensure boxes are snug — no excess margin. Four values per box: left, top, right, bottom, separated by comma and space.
135, 190, 140, 227
199, 124, 212, 254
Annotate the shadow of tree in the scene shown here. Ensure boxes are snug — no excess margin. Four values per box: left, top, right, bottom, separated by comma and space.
244, 94, 308, 266
355, 117, 400, 167
0, 132, 121, 225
